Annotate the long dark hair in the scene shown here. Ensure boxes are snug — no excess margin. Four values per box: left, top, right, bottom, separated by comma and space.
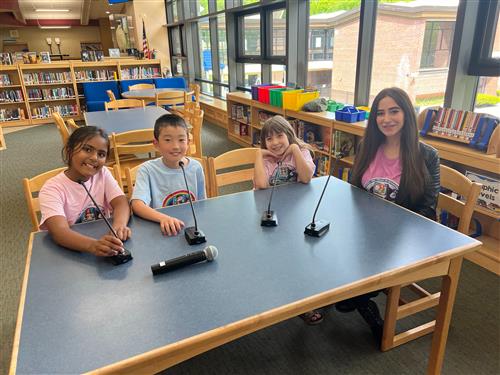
62, 126, 110, 166
351, 87, 426, 206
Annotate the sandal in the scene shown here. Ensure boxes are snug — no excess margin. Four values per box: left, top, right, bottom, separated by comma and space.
299, 310, 324, 325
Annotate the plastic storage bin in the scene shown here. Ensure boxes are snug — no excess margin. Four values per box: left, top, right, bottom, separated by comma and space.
269, 88, 300, 107
257, 85, 285, 104
335, 106, 366, 123
282, 90, 320, 111
327, 100, 344, 112
357, 106, 370, 119
251, 84, 272, 100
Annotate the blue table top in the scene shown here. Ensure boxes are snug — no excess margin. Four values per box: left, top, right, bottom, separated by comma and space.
14, 177, 480, 373
122, 88, 186, 99
83, 106, 169, 134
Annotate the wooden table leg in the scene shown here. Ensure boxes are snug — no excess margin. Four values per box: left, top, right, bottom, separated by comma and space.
426, 257, 463, 375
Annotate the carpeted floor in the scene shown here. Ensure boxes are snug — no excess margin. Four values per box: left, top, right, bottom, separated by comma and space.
1, 121, 499, 375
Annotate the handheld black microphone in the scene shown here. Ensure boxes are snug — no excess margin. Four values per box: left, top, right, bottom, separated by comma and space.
261, 161, 281, 227
78, 180, 133, 265
151, 245, 218, 275
178, 160, 206, 245
304, 151, 347, 237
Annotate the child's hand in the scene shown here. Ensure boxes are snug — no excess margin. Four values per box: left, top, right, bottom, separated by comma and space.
113, 225, 131, 241
281, 143, 300, 159
87, 235, 124, 257
259, 148, 279, 160
159, 214, 185, 236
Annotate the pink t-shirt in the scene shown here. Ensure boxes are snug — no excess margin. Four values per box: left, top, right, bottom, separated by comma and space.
39, 167, 124, 229
361, 147, 402, 202
264, 148, 315, 186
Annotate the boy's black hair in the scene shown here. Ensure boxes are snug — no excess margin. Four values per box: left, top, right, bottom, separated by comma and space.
62, 126, 110, 165
154, 113, 189, 140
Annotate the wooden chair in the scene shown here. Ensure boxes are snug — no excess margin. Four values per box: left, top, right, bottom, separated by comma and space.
125, 157, 209, 199
52, 112, 71, 145
105, 99, 145, 111
382, 164, 482, 351
0, 124, 6, 150
155, 90, 186, 114
129, 83, 155, 91
207, 148, 258, 198
182, 102, 204, 158
66, 118, 79, 131
110, 129, 157, 189
106, 90, 117, 101
23, 166, 122, 232
187, 83, 200, 104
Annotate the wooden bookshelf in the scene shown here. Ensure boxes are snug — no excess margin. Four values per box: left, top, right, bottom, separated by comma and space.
0, 59, 162, 128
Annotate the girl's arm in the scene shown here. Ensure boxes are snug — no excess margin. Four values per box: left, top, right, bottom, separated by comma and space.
287, 144, 314, 184
44, 216, 124, 257
254, 149, 271, 189
110, 195, 131, 240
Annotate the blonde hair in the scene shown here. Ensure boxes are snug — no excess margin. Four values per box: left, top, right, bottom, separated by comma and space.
260, 115, 313, 154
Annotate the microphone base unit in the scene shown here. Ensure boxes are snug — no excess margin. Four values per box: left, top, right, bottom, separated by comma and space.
109, 248, 133, 265
304, 220, 330, 237
261, 211, 278, 226
185, 227, 206, 245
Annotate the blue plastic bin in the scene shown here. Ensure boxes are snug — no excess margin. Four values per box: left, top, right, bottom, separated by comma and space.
335, 106, 366, 123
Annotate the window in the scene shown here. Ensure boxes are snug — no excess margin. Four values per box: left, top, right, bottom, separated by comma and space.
420, 21, 455, 69
243, 13, 261, 56
272, 64, 286, 85
271, 9, 286, 56
369, 1, 457, 110
244, 63, 261, 86
218, 15, 229, 84
308, 3, 360, 101
198, 18, 212, 85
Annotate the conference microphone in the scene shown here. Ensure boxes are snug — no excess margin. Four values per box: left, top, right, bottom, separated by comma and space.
304, 151, 348, 237
261, 161, 281, 227
178, 160, 206, 245
78, 180, 133, 265
151, 245, 218, 275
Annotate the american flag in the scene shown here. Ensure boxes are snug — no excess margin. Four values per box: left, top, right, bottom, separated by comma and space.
142, 19, 150, 59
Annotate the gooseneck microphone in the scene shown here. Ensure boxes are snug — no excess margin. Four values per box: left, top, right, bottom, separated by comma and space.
178, 160, 206, 245
151, 245, 218, 275
304, 151, 347, 237
78, 180, 133, 265
261, 161, 281, 227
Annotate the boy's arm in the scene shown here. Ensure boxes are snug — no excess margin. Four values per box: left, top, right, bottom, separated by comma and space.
131, 199, 184, 236
197, 166, 206, 199
254, 149, 270, 189
110, 195, 131, 240
44, 215, 124, 257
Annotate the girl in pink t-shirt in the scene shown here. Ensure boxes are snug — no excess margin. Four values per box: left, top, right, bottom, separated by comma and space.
254, 115, 315, 189
39, 126, 131, 257
253, 115, 322, 325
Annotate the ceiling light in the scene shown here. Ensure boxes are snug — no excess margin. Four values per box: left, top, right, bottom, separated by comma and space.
106, 11, 110, 14
36, 9, 70, 12
39, 26, 72, 29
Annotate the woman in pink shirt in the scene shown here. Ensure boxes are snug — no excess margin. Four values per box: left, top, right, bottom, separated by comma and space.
338, 87, 440, 346
39, 126, 131, 257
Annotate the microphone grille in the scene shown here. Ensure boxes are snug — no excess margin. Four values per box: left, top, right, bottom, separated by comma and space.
204, 245, 218, 261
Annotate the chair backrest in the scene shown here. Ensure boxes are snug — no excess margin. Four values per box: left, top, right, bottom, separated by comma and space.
183, 104, 204, 158
187, 83, 200, 103
155, 90, 186, 107
23, 166, 121, 232
106, 90, 116, 101
105, 99, 145, 111
120, 79, 154, 93
125, 156, 209, 199
207, 148, 258, 197
52, 112, 70, 145
66, 118, 79, 131
111, 129, 156, 173
438, 164, 482, 234
129, 83, 155, 91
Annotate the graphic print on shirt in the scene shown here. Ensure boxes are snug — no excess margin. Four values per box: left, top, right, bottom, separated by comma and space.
163, 189, 195, 207
76, 205, 104, 224
269, 162, 297, 186
364, 178, 399, 202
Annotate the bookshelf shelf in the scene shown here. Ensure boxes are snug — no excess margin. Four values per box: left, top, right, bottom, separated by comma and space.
0, 101, 24, 105
0, 85, 22, 89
